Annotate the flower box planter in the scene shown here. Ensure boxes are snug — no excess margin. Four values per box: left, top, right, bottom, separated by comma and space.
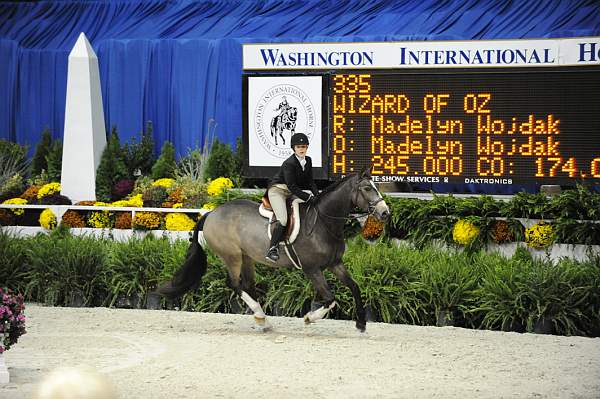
391, 238, 600, 263
0, 226, 191, 243
486, 242, 600, 264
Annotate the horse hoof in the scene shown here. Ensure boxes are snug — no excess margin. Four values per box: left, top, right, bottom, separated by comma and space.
356, 322, 366, 332
304, 315, 312, 324
254, 316, 266, 326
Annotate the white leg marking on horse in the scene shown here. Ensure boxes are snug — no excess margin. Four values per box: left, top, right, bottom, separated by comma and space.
304, 301, 336, 324
240, 291, 266, 319
197, 231, 207, 247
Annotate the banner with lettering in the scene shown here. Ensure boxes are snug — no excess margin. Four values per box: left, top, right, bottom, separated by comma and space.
244, 37, 600, 70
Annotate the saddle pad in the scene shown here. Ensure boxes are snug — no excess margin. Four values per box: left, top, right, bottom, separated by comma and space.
259, 198, 302, 244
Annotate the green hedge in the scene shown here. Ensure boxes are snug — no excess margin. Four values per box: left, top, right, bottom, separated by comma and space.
1, 230, 598, 337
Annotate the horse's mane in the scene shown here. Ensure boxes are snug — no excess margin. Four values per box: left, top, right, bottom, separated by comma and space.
315, 173, 357, 202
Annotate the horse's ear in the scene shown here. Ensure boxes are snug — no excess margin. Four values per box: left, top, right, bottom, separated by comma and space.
360, 164, 372, 178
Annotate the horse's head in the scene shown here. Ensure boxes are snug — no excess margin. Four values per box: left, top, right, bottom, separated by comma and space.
351, 165, 390, 222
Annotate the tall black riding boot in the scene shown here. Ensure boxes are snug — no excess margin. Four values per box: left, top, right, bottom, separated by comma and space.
266, 221, 286, 262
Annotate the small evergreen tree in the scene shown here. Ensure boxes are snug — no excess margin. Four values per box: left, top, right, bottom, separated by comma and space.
205, 138, 235, 181
151, 141, 176, 179
31, 128, 52, 176
123, 121, 155, 177
95, 126, 128, 201
45, 140, 63, 182
234, 136, 245, 185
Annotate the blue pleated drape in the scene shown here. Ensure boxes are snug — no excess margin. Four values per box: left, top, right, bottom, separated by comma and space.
1, 0, 599, 156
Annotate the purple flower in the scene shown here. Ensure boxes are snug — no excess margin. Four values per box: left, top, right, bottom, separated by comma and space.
16, 314, 25, 322
113, 179, 135, 200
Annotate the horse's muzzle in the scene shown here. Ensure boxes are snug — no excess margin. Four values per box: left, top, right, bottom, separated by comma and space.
371, 202, 390, 222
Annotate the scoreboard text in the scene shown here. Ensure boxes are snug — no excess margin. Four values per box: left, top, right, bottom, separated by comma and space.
329, 70, 600, 185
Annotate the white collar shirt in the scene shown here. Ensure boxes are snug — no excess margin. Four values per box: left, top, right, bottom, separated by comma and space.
295, 154, 307, 171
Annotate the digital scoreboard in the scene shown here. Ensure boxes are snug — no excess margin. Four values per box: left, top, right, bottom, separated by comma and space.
329, 70, 600, 186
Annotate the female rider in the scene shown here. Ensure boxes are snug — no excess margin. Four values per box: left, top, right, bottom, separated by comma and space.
265, 133, 319, 262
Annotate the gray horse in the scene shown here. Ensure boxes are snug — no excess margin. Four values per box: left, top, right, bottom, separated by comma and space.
158, 166, 390, 332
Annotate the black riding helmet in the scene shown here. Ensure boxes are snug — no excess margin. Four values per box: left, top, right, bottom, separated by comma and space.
290, 133, 309, 148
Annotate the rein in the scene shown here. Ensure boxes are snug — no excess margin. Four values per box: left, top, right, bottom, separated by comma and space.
306, 178, 384, 239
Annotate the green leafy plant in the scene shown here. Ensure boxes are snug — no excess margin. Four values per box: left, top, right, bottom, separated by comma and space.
96, 127, 129, 201
31, 128, 52, 177
176, 147, 208, 182
205, 138, 238, 182
24, 229, 109, 306
0, 140, 29, 200
0, 230, 30, 292
45, 139, 63, 182
106, 236, 174, 306
123, 121, 156, 177
151, 141, 177, 180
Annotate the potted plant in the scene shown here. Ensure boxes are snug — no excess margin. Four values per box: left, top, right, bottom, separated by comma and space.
0, 288, 26, 383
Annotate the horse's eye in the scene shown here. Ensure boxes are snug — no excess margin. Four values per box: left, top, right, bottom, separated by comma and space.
364, 186, 372, 191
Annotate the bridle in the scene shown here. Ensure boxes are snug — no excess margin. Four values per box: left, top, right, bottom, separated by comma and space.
352, 181, 385, 216
307, 176, 385, 238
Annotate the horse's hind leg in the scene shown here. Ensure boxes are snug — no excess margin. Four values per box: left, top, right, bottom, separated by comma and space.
227, 255, 270, 330
303, 270, 336, 324
240, 257, 270, 329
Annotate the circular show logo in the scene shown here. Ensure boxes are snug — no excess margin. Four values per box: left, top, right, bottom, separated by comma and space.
253, 84, 316, 159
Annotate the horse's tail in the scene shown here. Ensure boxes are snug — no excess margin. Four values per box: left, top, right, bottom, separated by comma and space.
157, 212, 210, 300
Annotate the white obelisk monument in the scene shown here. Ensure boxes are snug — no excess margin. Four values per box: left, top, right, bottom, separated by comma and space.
61, 32, 106, 201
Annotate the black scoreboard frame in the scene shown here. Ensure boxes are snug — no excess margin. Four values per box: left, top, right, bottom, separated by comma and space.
243, 66, 600, 190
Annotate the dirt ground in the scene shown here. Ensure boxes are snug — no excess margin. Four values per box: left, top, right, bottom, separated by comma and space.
1, 305, 599, 399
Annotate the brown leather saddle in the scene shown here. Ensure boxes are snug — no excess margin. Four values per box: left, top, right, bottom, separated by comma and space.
261, 193, 296, 240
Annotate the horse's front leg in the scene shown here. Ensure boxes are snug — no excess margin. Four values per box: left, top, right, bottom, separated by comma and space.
303, 269, 336, 324
329, 262, 366, 332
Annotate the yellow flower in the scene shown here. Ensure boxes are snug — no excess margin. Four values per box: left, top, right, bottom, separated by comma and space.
152, 178, 175, 188
452, 219, 480, 246
37, 182, 61, 199
88, 211, 113, 228
133, 211, 161, 230
2, 198, 27, 216
39, 208, 57, 230
525, 222, 554, 249
173, 203, 183, 208
165, 213, 195, 231
111, 200, 130, 207
127, 194, 144, 208
94, 201, 110, 206
201, 202, 216, 211
206, 177, 233, 196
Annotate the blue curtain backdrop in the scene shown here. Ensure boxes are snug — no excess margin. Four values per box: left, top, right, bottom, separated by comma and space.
1, 0, 599, 162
